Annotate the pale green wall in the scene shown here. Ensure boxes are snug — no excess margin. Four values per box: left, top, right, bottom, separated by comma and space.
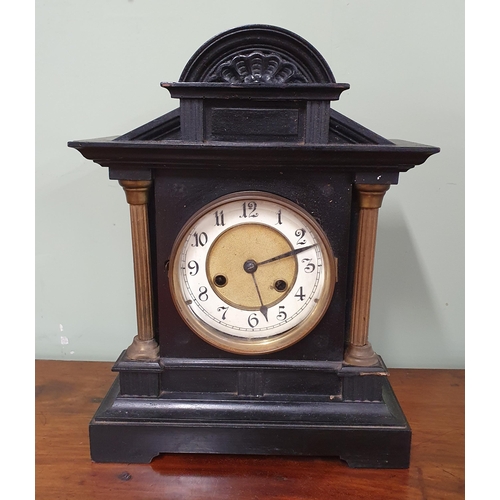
35, 0, 464, 367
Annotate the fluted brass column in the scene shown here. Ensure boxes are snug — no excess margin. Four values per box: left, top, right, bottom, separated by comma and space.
344, 184, 390, 366
119, 180, 159, 360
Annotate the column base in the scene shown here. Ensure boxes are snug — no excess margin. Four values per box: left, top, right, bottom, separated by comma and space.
125, 335, 159, 361
344, 342, 379, 367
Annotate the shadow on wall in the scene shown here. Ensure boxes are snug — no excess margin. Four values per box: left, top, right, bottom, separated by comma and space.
368, 206, 446, 368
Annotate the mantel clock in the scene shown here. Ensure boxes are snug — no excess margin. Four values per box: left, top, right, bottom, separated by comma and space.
69, 25, 439, 468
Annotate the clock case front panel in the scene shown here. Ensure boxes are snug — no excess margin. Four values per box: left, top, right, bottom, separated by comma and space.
68, 25, 439, 468
153, 168, 352, 400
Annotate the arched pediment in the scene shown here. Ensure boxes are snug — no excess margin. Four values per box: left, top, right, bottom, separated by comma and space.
179, 24, 336, 84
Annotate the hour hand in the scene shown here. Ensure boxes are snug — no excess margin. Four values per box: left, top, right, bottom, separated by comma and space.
250, 273, 268, 322
256, 243, 318, 266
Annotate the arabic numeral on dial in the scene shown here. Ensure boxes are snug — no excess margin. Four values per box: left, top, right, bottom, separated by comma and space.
240, 201, 258, 218
217, 306, 229, 320
187, 260, 199, 276
276, 209, 283, 225
191, 232, 208, 247
294, 286, 306, 301
302, 258, 315, 273
248, 313, 259, 328
198, 286, 209, 302
295, 228, 307, 245
276, 306, 287, 321
214, 210, 225, 227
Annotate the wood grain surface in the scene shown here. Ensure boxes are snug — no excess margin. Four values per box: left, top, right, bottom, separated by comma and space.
35, 360, 464, 499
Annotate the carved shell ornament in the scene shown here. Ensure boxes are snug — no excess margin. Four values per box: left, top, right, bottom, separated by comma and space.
209, 52, 308, 84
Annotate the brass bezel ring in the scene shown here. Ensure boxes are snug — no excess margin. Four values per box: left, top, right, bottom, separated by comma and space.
169, 191, 337, 355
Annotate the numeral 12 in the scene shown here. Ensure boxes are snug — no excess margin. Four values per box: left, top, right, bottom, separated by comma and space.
240, 201, 258, 218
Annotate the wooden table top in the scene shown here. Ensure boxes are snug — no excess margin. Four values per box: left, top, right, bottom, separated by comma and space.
35, 360, 464, 499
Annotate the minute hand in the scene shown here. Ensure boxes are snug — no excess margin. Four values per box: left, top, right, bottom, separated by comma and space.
256, 244, 318, 266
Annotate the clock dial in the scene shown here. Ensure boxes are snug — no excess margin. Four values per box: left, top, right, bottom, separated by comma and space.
169, 192, 336, 354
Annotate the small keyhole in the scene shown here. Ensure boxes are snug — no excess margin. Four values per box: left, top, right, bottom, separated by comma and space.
274, 280, 287, 292
214, 275, 228, 287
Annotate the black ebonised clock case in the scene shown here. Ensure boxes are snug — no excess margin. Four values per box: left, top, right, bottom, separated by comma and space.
68, 25, 439, 467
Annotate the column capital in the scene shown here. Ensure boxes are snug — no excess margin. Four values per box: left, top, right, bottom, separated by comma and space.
355, 183, 390, 209
119, 180, 152, 205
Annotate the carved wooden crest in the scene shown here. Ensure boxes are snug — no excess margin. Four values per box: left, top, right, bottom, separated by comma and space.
208, 51, 308, 84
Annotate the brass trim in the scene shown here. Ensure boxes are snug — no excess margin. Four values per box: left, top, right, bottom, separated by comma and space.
356, 183, 390, 209
119, 180, 159, 360
125, 335, 159, 361
344, 342, 378, 367
119, 180, 152, 205
169, 191, 337, 355
345, 183, 389, 366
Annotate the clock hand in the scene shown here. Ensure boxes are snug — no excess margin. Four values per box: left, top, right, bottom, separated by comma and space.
256, 243, 318, 266
250, 272, 268, 322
